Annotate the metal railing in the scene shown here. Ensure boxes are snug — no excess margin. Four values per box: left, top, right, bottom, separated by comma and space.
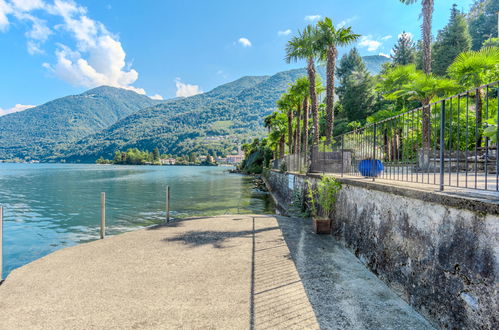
300, 81, 499, 192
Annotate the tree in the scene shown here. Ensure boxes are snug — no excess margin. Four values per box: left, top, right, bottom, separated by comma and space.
468, 0, 499, 50
448, 47, 499, 146
277, 93, 295, 154
265, 112, 288, 158
432, 5, 472, 76
482, 37, 499, 48
316, 17, 360, 143
152, 147, 160, 161
385, 64, 459, 149
286, 25, 321, 144
400, 0, 434, 74
337, 48, 377, 123
391, 31, 416, 65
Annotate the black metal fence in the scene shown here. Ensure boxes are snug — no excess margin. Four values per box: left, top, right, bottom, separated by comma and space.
277, 81, 499, 192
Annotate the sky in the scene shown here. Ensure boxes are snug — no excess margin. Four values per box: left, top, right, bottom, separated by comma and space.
0, 0, 476, 116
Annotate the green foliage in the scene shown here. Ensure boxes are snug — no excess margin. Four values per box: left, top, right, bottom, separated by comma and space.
432, 5, 472, 76
306, 176, 342, 218
468, 0, 499, 50
448, 47, 499, 88
484, 118, 498, 143
337, 48, 377, 123
482, 37, 499, 48
391, 31, 416, 65
240, 139, 273, 174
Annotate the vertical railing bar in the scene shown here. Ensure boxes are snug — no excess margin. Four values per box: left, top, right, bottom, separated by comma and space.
411, 110, 414, 183
496, 82, 499, 191
465, 92, 469, 188
0, 206, 3, 282
373, 124, 377, 182
440, 100, 445, 191
485, 86, 489, 190
341, 135, 344, 177
449, 95, 453, 187
457, 95, 461, 187
433, 103, 438, 185
474, 88, 479, 189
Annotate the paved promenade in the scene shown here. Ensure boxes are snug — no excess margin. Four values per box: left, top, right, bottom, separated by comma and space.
0, 215, 433, 329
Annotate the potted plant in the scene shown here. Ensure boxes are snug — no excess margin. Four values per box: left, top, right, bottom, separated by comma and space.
306, 176, 342, 234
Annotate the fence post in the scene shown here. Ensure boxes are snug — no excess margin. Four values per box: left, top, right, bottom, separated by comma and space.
166, 186, 170, 223
0, 206, 3, 282
373, 124, 377, 182
341, 135, 344, 177
100, 192, 106, 239
439, 100, 446, 191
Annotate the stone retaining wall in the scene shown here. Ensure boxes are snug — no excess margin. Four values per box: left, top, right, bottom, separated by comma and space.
266, 170, 498, 329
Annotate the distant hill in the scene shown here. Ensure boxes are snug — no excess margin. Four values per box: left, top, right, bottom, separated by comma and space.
362, 55, 391, 75
0, 55, 390, 161
0, 86, 160, 160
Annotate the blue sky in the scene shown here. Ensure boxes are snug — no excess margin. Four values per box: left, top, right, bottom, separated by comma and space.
0, 0, 475, 115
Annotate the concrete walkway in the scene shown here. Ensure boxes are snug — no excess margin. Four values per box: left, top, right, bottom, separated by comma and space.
0, 215, 433, 329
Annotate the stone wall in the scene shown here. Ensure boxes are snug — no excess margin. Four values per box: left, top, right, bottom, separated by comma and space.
266, 170, 498, 329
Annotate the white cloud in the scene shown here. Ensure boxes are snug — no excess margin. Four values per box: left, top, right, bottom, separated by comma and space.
238, 37, 251, 47
0, 0, 146, 94
150, 94, 163, 100
336, 16, 358, 28
175, 78, 202, 98
0, 0, 13, 31
11, 0, 44, 11
0, 104, 35, 116
359, 35, 382, 52
277, 29, 291, 36
381, 35, 392, 40
304, 15, 321, 21
378, 52, 390, 58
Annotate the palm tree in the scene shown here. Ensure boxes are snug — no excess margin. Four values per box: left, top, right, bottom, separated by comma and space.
448, 47, 499, 147
399, 0, 434, 74
388, 65, 459, 149
265, 112, 288, 158
316, 17, 360, 144
277, 93, 296, 154
286, 25, 321, 144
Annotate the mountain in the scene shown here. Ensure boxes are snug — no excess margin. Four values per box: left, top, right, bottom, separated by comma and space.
0, 86, 160, 160
362, 55, 391, 75
62, 68, 309, 162
0, 55, 390, 161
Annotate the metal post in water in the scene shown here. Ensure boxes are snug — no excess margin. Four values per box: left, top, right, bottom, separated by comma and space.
0, 206, 3, 282
100, 192, 106, 239
166, 186, 171, 223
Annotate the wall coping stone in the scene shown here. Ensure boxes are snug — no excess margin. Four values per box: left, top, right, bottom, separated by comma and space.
270, 170, 499, 216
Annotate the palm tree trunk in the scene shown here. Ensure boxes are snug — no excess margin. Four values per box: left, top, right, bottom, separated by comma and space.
325, 46, 337, 144
422, 0, 434, 74
287, 111, 294, 154
295, 106, 301, 155
307, 57, 319, 144
302, 97, 309, 154
279, 136, 285, 159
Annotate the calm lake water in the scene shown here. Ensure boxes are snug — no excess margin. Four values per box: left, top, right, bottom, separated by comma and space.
0, 164, 274, 278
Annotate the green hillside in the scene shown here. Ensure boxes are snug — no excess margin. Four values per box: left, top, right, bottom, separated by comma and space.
0, 55, 390, 162
0, 86, 159, 160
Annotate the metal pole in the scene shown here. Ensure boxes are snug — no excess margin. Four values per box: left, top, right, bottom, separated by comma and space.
341, 135, 344, 177
0, 206, 3, 282
166, 186, 170, 223
439, 101, 446, 191
100, 192, 105, 239
373, 124, 377, 182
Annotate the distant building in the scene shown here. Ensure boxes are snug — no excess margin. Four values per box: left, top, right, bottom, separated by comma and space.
226, 155, 244, 164
160, 158, 177, 165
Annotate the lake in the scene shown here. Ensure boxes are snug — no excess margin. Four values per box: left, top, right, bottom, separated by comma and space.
0, 164, 274, 278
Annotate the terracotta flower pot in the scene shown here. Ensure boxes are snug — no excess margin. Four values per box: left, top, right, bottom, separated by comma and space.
312, 217, 331, 234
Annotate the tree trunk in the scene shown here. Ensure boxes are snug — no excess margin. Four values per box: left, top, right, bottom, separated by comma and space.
307, 57, 319, 144
295, 106, 301, 155
287, 111, 294, 154
422, 0, 434, 74
279, 136, 285, 159
422, 103, 431, 150
302, 97, 309, 154
325, 46, 337, 144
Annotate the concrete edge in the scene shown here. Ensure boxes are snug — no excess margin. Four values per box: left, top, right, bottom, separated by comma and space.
271, 170, 499, 216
